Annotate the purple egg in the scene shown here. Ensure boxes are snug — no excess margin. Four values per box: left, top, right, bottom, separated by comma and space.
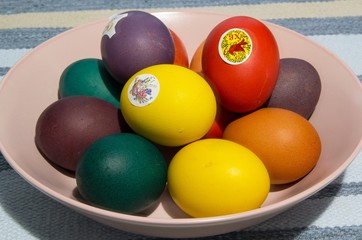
101, 11, 175, 84
265, 58, 321, 119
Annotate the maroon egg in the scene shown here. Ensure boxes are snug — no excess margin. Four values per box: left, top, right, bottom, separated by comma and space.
35, 96, 129, 171
101, 11, 175, 84
265, 58, 321, 119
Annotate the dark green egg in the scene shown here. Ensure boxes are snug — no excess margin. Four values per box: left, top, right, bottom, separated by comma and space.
76, 133, 167, 214
265, 58, 321, 119
59, 58, 121, 108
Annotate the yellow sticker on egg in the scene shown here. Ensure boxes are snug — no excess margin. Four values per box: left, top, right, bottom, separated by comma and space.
127, 73, 160, 107
219, 28, 252, 65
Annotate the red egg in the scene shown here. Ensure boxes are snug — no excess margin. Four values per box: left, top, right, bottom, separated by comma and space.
202, 16, 279, 113
204, 105, 236, 139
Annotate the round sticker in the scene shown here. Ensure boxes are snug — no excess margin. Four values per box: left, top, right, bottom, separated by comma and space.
127, 74, 160, 107
218, 28, 252, 65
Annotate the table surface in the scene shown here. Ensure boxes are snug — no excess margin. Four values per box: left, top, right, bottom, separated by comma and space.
1, 0, 361, 239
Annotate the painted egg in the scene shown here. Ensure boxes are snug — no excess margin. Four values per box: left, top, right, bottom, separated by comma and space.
35, 96, 128, 171
190, 40, 205, 73
76, 133, 167, 214
101, 11, 175, 84
265, 58, 321, 119
59, 58, 121, 108
202, 16, 279, 113
168, 138, 270, 217
223, 108, 322, 184
203, 104, 236, 139
120, 64, 217, 146
170, 29, 189, 68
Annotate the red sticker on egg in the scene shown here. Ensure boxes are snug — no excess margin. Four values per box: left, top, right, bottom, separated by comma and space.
127, 74, 160, 107
218, 28, 252, 65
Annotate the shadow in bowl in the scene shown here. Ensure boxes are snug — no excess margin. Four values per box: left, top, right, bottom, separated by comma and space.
72, 186, 164, 218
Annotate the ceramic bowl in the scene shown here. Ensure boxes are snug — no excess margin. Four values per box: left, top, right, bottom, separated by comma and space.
0, 12, 361, 238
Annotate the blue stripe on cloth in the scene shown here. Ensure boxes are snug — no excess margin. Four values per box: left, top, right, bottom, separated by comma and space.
231, 226, 362, 240
268, 16, 362, 36
0, 153, 12, 171
0, 28, 69, 49
0, 67, 9, 76
0, 0, 335, 14
309, 182, 362, 199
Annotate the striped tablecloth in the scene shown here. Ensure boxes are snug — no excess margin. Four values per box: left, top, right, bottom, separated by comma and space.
1, 1, 361, 239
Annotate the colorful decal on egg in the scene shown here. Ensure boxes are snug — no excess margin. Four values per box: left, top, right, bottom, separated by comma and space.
218, 28, 252, 65
128, 74, 160, 107
103, 13, 128, 38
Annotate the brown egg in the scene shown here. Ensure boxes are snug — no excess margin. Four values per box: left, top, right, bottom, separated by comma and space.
223, 108, 321, 184
35, 96, 129, 171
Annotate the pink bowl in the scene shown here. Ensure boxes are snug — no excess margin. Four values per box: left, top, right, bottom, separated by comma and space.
0, 12, 361, 238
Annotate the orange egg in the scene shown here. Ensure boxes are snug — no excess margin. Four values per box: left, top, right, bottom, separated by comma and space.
190, 40, 204, 73
170, 29, 189, 68
223, 108, 321, 184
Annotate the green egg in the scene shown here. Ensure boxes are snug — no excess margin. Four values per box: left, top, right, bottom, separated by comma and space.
59, 58, 122, 108
76, 133, 167, 214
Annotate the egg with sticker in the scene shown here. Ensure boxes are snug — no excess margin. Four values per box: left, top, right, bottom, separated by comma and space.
202, 16, 279, 113
120, 64, 217, 147
101, 11, 175, 84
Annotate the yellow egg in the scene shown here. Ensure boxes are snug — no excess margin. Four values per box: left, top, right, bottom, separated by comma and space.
120, 64, 217, 146
168, 138, 270, 218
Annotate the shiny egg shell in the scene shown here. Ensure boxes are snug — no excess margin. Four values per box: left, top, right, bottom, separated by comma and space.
202, 16, 279, 113
120, 64, 217, 147
76, 133, 167, 214
59, 58, 121, 108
